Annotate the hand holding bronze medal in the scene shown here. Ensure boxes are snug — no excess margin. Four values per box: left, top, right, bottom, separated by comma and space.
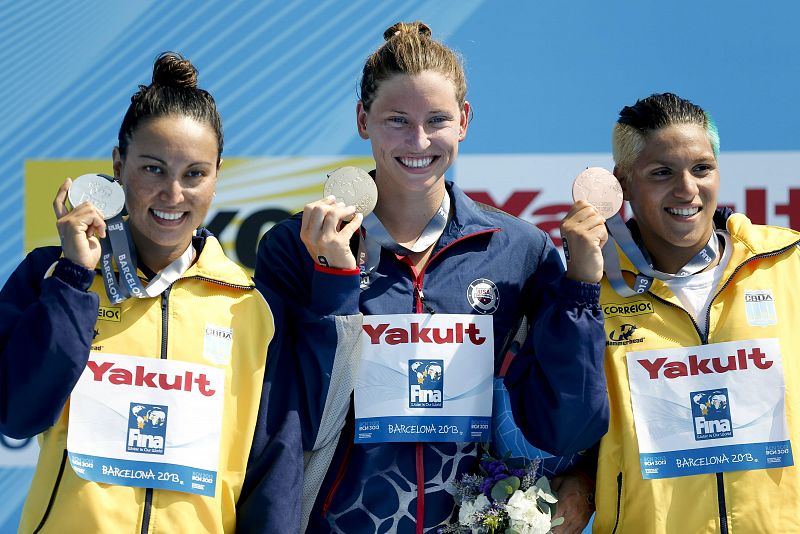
571, 167, 623, 220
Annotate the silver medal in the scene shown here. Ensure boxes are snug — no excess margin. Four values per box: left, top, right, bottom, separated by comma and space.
323, 167, 378, 217
68, 173, 125, 220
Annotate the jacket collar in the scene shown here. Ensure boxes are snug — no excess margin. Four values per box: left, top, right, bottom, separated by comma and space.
614, 209, 800, 301
183, 228, 254, 288
433, 180, 501, 253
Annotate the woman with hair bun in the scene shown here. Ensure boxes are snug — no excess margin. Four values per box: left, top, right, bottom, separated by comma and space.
256, 21, 609, 533
0, 52, 306, 532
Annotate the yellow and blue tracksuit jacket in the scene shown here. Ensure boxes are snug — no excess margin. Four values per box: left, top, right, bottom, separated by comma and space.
0, 231, 330, 533
595, 211, 800, 533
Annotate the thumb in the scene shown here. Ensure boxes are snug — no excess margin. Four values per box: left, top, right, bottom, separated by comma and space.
342, 212, 363, 238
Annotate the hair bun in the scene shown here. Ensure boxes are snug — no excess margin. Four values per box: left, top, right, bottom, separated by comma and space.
151, 51, 198, 89
383, 21, 432, 41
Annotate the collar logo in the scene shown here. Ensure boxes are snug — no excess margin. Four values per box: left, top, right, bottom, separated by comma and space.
744, 289, 777, 327
467, 278, 499, 314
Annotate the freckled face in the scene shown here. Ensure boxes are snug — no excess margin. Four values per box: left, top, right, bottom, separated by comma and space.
113, 115, 219, 261
356, 70, 468, 194
621, 123, 719, 271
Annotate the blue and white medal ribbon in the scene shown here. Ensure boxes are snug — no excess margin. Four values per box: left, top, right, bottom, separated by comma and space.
603, 213, 719, 297
357, 190, 451, 287
99, 219, 194, 303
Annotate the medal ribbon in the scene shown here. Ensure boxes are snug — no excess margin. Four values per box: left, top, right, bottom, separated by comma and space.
99, 216, 194, 304
603, 213, 719, 297
358, 190, 451, 284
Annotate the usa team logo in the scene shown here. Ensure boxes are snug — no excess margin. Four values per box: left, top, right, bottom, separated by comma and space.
690, 389, 733, 441
467, 278, 499, 314
127, 403, 168, 454
409, 360, 443, 408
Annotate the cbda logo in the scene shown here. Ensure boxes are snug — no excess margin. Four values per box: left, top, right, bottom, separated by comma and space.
127, 403, 168, 454
409, 360, 444, 408
690, 388, 733, 441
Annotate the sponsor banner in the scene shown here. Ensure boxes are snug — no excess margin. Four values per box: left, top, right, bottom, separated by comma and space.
627, 338, 792, 479
67, 353, 225, 495
355, 314, 493, 443
67, 453, 217, 496
25, 153, 800, 274
639, 440, 793, 479
356, 416, 491, 442
454, 152, 800, 248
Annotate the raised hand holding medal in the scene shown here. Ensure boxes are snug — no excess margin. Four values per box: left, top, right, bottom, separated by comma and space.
54, 175, 116, 270
300, 167, 374, 269
59, 173, 194, 303
571, 167, 624, 220
559, 167, 618, 283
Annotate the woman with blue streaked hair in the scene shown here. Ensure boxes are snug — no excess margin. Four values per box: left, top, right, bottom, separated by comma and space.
594, 92, 800, 532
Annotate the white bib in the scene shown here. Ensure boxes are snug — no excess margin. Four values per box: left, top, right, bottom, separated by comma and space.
355, 314, 494, 443
67, 353, 225, 496
627, 338, 793, 479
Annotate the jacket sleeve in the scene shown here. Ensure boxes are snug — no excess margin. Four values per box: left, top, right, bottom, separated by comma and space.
236, 289, 302, 533
253, 217, 362, 452
503, 237, 609, 455
0, 250, 99, 439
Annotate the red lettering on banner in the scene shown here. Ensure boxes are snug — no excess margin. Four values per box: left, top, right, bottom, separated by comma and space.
775, 188, 800, 230
86, 360, 217, 396
465, 191, 540, 217
464, 186, 800, 248
746, 188, 767, 225
637, 347, 773, 380
362, 322, 486, 345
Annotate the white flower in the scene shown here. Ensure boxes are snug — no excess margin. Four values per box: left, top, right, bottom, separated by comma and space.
458, 494, 490, 528
505, 488, 552, 534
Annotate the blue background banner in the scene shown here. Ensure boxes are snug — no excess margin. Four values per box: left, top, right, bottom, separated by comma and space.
2, 1, 800, 530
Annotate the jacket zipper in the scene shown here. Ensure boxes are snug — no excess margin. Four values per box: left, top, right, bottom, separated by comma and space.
632, 239, 799, 533
318, 229, 501, 529
406, 229, 500, 534
611, 472, 622, 534
33, 449, 68, 534
140, 285, 173, 534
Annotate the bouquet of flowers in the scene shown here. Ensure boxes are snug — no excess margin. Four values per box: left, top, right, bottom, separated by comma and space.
440, 453, 563, 534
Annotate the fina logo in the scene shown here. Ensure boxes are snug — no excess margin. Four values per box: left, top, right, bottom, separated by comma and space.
127, 403, 168, 455
690, 388, 733, 441
467, 278, 499, 314
409, 359, 444, 408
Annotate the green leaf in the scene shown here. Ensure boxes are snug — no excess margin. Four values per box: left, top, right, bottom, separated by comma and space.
551, 517, 565, 527
534, 476, 553, 494
491, 476, 521, 502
